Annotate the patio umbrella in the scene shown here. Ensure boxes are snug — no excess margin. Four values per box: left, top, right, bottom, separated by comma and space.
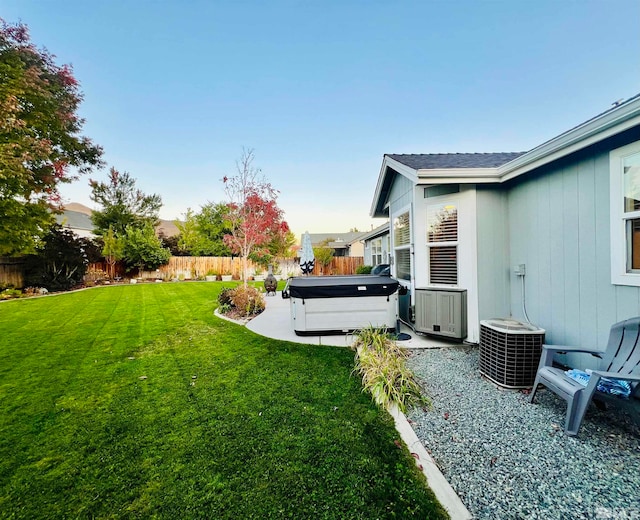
299, 231, 315, 275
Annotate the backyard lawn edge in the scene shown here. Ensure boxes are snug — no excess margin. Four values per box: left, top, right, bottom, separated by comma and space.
388, 404, 472, 520
219, 304, 471, 519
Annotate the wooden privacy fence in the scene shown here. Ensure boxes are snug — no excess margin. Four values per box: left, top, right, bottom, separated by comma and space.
87, 256, 365, 281
1, 256, 367, 287
0, 257, 25, 288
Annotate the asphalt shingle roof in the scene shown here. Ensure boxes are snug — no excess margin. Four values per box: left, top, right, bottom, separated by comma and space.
303, 232, 366, 248
386, 152, 526, 170
55, 210, 93, 231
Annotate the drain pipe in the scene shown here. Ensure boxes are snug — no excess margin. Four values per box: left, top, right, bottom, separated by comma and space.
514, 264, 531, 324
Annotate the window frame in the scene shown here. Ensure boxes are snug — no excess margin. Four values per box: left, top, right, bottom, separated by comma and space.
392, 207, 412, 281
426, 200, 459, 286
610, 141, 640, 286
371, 237, 383, 266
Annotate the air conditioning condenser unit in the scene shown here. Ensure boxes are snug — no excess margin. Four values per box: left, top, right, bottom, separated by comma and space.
479, 318, 545, 388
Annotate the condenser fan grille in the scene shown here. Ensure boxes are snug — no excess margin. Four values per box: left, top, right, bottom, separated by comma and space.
479, 319, 545, 388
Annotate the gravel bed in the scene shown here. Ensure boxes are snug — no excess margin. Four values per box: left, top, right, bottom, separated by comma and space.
406, 346, 640, 520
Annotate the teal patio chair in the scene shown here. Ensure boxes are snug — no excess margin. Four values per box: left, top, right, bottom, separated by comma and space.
529, 317, 640, 436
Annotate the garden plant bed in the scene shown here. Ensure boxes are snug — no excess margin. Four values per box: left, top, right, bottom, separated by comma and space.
407, 347, 640, 520
0, 283, 447, 519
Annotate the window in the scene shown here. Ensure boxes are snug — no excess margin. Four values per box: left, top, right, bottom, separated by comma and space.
610, 142, 640, 285
393, 211, 411, 280
624, 154, 640, 271
371, 238, 383, 266
427, 202, 458, 285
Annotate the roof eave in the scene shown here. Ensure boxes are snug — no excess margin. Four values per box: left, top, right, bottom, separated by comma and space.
416, 167, 502, 184
370, 156, 419, 218
359, 225, 390, 242
370, 95, 640, 211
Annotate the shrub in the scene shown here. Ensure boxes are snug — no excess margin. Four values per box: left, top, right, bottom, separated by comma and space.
122, 223, 171, 272
356, 265, 373, 274
352, 326, 429, 413
230, 285, 265, 317
23, 225, 89, 291
0, 288, 22, 300
217, 285, 265, 318
217, 287, 234, 307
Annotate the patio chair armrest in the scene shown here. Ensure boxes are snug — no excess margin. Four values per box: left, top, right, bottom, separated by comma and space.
542, 344, 604, 357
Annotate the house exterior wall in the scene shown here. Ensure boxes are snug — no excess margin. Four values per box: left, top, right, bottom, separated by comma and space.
505, 135, 640, 366
476, 186, 511, 320
413, 185, 480, 341
364, 242, 374, 265
349, 241, 365, 257
363, 232, 390, 266
387, 174, 414, 285
385, 173, 482, 341
387, 173, 414, 211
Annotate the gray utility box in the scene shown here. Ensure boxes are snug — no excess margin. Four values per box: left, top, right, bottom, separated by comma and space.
414, 288, 467, 340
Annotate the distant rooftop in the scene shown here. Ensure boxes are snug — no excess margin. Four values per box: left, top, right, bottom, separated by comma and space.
303, 231, 367, 249
386, 152, 526, 170
56, 209, 93, 231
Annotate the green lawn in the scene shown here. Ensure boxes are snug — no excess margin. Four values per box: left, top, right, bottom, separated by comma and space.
0, 283, 447, 519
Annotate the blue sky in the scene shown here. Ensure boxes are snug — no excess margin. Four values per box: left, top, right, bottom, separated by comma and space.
4, 0, 640, 239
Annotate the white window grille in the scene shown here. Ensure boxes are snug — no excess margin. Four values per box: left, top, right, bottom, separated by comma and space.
427, 202, 458, 285
393, 211, 411, 280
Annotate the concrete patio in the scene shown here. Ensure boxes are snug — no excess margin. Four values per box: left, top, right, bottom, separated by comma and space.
246, 291, 458, 349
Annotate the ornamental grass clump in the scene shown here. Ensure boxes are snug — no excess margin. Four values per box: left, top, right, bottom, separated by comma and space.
352, 326, 430, 413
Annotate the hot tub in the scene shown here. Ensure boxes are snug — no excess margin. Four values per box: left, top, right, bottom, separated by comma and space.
283, 275, 399, 335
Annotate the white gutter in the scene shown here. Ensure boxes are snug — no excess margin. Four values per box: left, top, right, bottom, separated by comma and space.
409, 95, 640, 186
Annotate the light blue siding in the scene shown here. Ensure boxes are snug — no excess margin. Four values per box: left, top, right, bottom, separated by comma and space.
387, 174, 413, 214
506, 146, 640, 364
363, 231, 390, 266
476, 187, 510, 319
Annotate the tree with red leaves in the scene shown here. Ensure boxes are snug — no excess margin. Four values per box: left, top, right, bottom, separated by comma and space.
0, 19, 103, 256
223, 149, 288, 285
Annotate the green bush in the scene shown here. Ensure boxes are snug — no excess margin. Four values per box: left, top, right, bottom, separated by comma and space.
352, 326, 429, 413
23, 225, 89, 291
122, 223, 171, 272
0, 288, 22, 300
217, 287, 234, 307
356, 265, 373, 274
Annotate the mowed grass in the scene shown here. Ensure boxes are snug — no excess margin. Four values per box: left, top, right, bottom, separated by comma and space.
0, 283, 447, 519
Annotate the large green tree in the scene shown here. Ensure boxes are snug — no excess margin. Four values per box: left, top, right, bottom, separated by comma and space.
175, 202, 232, 256
0, 19, 103, 256
90, 167, 162, 237
122, 223, 170, 273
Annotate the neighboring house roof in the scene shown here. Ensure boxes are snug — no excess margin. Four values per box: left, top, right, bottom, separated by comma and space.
304, 232, 367, 250
56, 209, 94, 232
63, 202, 93, 215
387, 153, 525, 170
358, 223, 390, 242
371, 93, 640, 217
56, 203, 182, 237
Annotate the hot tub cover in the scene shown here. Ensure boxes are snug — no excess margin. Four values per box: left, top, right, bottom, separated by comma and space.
287, 275, 399, 299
